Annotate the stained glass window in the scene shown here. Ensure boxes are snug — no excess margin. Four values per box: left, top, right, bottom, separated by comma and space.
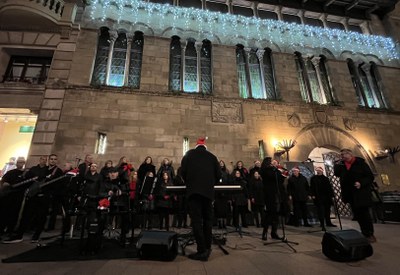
236, 45, 249, 99
347, 59, 365, 106
248, 49, 264, 99
347, 59, 388, 109
92, 27, 110, 86
108, 32, 127, 87
184, 39, 198, 93
319, 56, 334, 104
169, 36, 182, 91
128, 32, 144, 89
295, 52, 310, 102
201, 40, 212, 94
263, 49, 278, 99
295, 53, 335, 104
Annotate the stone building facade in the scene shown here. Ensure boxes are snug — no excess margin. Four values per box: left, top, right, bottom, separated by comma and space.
1, 0, 400, 191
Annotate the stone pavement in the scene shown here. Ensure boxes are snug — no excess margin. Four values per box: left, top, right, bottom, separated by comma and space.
1, 218, 399, 275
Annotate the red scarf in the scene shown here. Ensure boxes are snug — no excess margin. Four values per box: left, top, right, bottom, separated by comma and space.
344, 157, 356, 170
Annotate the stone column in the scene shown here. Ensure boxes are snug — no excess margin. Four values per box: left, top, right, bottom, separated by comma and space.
244, 47, 253, 98
124, 33, 134, 86
311, 56, 328, 104
105, 30, 118, 86
195, 41, 203, 93
252, 1, 259, 18
299, 10, 305, 25
320, 14, 328, 28
226, 0, 233, 14
276, 6, 283, 21
256, 49, 267, 98
343, 18, 349, 31
360, 63, 381, 108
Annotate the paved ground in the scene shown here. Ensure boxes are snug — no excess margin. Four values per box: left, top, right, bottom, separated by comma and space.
1, 218, 399, 275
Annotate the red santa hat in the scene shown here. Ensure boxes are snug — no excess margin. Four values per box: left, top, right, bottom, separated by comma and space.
196, 137, 207, 148
292, 166, 300, 172
315, 166, 324, 172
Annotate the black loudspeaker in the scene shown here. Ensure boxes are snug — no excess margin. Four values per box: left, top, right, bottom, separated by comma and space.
322, 229, 373, 262
136, 230, 178, 261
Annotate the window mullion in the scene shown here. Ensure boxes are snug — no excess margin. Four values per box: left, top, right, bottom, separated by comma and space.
180, 41, 186, 91
195, 41, 202, 93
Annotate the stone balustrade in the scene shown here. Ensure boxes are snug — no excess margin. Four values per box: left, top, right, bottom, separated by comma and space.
0, 0, 65, 20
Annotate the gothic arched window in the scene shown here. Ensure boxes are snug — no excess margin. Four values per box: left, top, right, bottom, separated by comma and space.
92, 27, 110, 86
109, 32, 127, 87
347, 58, 388, 109
236, 46, 278, 100
169, 36, 182, 91
236, 45, 249, 99
263, 48, 278, 99
184, 39, 198, 92
128, 31, 144, 88
201, 39, 212, 94
295, 52, 334, 104
91, 28, 144, 88
169, 37, 213, 93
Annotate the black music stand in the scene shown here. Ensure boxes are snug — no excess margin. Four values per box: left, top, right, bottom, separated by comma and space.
263, 168, 299, 253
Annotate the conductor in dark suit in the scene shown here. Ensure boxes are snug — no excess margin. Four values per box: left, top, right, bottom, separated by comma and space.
181, 137, 221, 261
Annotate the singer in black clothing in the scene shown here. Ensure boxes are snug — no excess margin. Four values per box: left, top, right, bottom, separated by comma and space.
310, 166, 336, 230
259, 158, 287, 240
181, 137, 221, 262
334, 148, 376, 243
101, 167, 130, 245
287, 167, 312, 227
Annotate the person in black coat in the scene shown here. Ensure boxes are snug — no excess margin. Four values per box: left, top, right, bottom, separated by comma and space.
231, 169, 249, 229
181, 137, 221, 262
334, 148, 376, 242
310, 166, 336, 230
137, 156, 156, 184
287, 167, 312, 227
214, 160, 231, 229
259, 158, 287, 240
249, 171, 264, 227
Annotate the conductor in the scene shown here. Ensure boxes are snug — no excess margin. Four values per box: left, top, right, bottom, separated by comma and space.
181, 137, 221, 261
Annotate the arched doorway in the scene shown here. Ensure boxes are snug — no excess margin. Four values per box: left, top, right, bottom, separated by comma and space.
293, 124, 376, 218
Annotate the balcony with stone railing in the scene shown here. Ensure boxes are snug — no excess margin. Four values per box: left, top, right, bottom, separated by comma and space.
0, 0, 65, 21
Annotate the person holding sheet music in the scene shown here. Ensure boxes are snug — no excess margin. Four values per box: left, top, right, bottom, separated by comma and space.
0, 157, 28, 241
3, 154, 63, 243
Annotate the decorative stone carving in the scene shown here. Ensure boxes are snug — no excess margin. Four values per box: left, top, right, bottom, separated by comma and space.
287, 113, 301, 127
314, 110, 328, 124
343, 118, 356, 131
212, 101, 243, 123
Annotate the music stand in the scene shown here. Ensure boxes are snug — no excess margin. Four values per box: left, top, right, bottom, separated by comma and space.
263, 167, 299, 253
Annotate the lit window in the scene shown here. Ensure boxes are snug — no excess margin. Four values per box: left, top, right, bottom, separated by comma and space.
295, 52, 334, 104
92, 28, 144, 88
95, 132, 107, 155
183, 137, 189, 156
347, 59, 388, 109
169, 37, 212, 94
236, 45, 278, 100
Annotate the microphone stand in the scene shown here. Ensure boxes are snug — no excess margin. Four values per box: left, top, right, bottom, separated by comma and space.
264, 167, 299, 253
